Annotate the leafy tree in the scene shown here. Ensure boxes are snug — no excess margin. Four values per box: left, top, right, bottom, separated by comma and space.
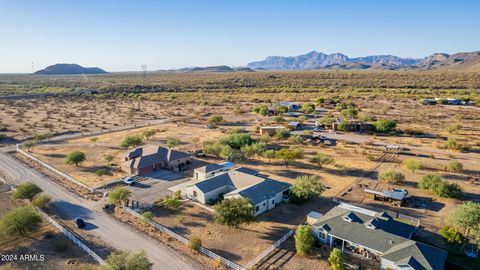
402, 159, 424, 173
358, 113, 375, 123
188, 237, 202, 252
262, 149, 276, 162
95, 168, 107, 177
102, 250, 152, 270
220, 133, 253, 149
241, 143, 265, 159
258, 134, 270, 144
272, 115, 285, 123
319, 115, 335, 126
256, 106, 268, 116
310, 153, 334, 169
0, 206, 42, 236
275, 148, 303, 167
288, 135, 304, 145
161, 195, 182, 210
202, 140, 222, 158
438, 182, 463, 199
291, 175, 325, 203
336, 120, 348, 132
65, 150, 86, 167
214, 198, 254, 228
378, 170, 405, 184
108, 187, 131, 205
418, 174, 463, 198
301, 103, 315, 114
277, 105, 289, 114
32, 193, 51, 208
418, 174, 443, 190
303, 130, 314, 136
374, 119, 397, 133
207, 115, 223, 126
23, 140, 38, 152
220, 145, 245, 162
298, 115, 308, 123
341, 106, 359, 119
294, 225, 315, 256
12, 182, 42, 201
275, 128, 290, 140
328, 248, 345, 270
439, 226, 465, 245
142, 129, 157, 140
120, 135, 143, 148
166, 137, 181, 149
104, 154, 114, 165
446, 161, 463, 173
448, 202, 480, 238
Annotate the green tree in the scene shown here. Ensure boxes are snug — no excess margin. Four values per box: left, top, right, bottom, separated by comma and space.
108, 187, 131, 205
207, 115, 223, 126
140, 211, 155, 224
418, 174, 443, 190
272, 115, 285, 124
439, 226, 464, 245
220, 133, 253, 149
275, 128, 290, 140
0, 206, 42, 236
445, 138, 466, 152
188, 237, 202, 252
418, 174, 463, 198
301, 103, 315, 114
402, 159, 424, 173
262, 149, 277, 163
277, 105, 289, 114
275, 148, 303, 167
31, 193, 51, 208
120, 135, 143, 148
378, 170, 405, 184
448, 202, 480, 239
161, 195, 182, 210
336, 120, 348, 132
446, 161, 463, 173
220, 145, 245, 162
341, 106, 359, 119
166, 137, 181, 149
214, 198, 254, 228
202, 140, 223, 158
257, 106, 268, 116
288, 135, 304, 145
374, 119, 397, 133
95, 168, 108, 177
65, 150, 86, 167
23, 140, 38, 152
142, 129, 157, 140
328, 248, 345, 270
294, 225, 315, 256
291, 175, 325, 203
102, 250, 152, 270
104, 154, 114, 166
310, 153, 334, 169
319, 115, 335, 126
12, 182, 42, 201
241, 143, 266, 159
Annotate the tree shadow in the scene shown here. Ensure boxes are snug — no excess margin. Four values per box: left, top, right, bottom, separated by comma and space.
48, 200, 94, 220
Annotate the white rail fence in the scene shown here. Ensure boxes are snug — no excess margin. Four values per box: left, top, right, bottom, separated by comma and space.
244, 228, 295, 269
38, 210, 106, 265
16, 144, 94, 192
123, 207, 247, 270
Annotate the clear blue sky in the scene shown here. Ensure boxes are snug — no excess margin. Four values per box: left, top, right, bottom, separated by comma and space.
1, 0, 479, 73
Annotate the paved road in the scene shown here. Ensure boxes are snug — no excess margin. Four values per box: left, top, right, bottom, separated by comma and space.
0, 149, 197, 270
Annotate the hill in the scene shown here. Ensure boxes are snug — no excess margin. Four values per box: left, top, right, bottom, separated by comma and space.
172, 65, 254, 73
247, 51, 480, 71
34, 64, 107, 75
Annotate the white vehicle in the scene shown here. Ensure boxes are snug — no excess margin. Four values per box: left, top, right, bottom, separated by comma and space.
123, 177, 137, 186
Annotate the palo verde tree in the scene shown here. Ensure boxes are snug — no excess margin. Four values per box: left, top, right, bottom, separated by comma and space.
120, 135, 143, 148
374, 119, 397, 133
378, 170, 405, 184
142, 129, 157, 140
290, 175, 325, 203
207, 115, 223, 126
65, 150, 86, 167
102, 250, 153, 270
402, 159, 424, 173
0, 206, 42, 237
12, 182, 42, 201
310, 153, 334, 169
108, 187, 131, 206
23, 140, 38, 152
166, 137, 181, 149
214, 198, 254, 228
275, 148, 303, 167
294, 225, 316, 256
448, 202, 480, 240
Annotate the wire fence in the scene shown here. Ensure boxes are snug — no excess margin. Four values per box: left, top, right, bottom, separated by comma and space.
123, 207, 247, 270
244, 228, 295, 269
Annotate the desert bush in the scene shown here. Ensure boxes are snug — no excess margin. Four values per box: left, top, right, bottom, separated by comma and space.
446, 161, 463, 173
291, 175, 325, 203
378, 170, 405, 184
12, 182, 42, 201
31, 193, 51, 208
188, 237, 202, 252
402, 159, 424, 173
65, 150, 86, 167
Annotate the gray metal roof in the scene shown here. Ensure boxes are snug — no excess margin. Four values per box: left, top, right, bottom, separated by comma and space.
227, 178, 291, 205
195, 164, 224, 173
123, 145, 190, 169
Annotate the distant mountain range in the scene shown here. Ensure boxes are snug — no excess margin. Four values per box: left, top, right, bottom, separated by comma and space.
247, 51, 480, 71
171, 65, 254, 73
34, 64, 107, 75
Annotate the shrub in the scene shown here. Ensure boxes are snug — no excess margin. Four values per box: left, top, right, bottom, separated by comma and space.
0, 206, 42, 236
402, 159, 424, 173
214, 198, 254, 228
166, 137, 181, 149
220, 133, 253, 149
328, 248, 345, 270
108, 187, 131, 205
65, 151, 86, 167
288, 135, 304, 144
95, 168, 108, 177
418, 174, 463, 198
275, 128, 290, 140
103, 250, 152, 270
275, 148, 303, 167
310, 153, 334, 169
140, 211, 155, 224
374, 119, 397, 133
220, 145, 245, 162
445, 138, 466, 152
161, 195, 182, 210
294, 225, 315, 256
378, 170, 405, 184
207, 115, 223, 125
446, 161, 463, 173
439, 226, 465, 245
188, 237, 202, 252
32, 193, 51, 208
272, 115, 285, 123
12, 182, 42, 201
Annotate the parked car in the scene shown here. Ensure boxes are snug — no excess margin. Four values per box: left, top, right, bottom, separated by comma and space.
123, 177, 137, 186
313, 127, 323, 132
73, 217, 85, 228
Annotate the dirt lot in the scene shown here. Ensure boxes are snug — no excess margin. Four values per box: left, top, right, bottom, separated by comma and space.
0, 184, 99, 270
150, 198, 336, 266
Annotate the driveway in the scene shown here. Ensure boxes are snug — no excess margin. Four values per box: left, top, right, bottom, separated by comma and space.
0, 148, 198, 270
127, 170, 191, 205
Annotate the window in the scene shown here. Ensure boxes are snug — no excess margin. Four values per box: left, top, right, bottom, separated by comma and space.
255, 205, 259, 212
271, 199, 275, 204
192, 190, 197, 197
